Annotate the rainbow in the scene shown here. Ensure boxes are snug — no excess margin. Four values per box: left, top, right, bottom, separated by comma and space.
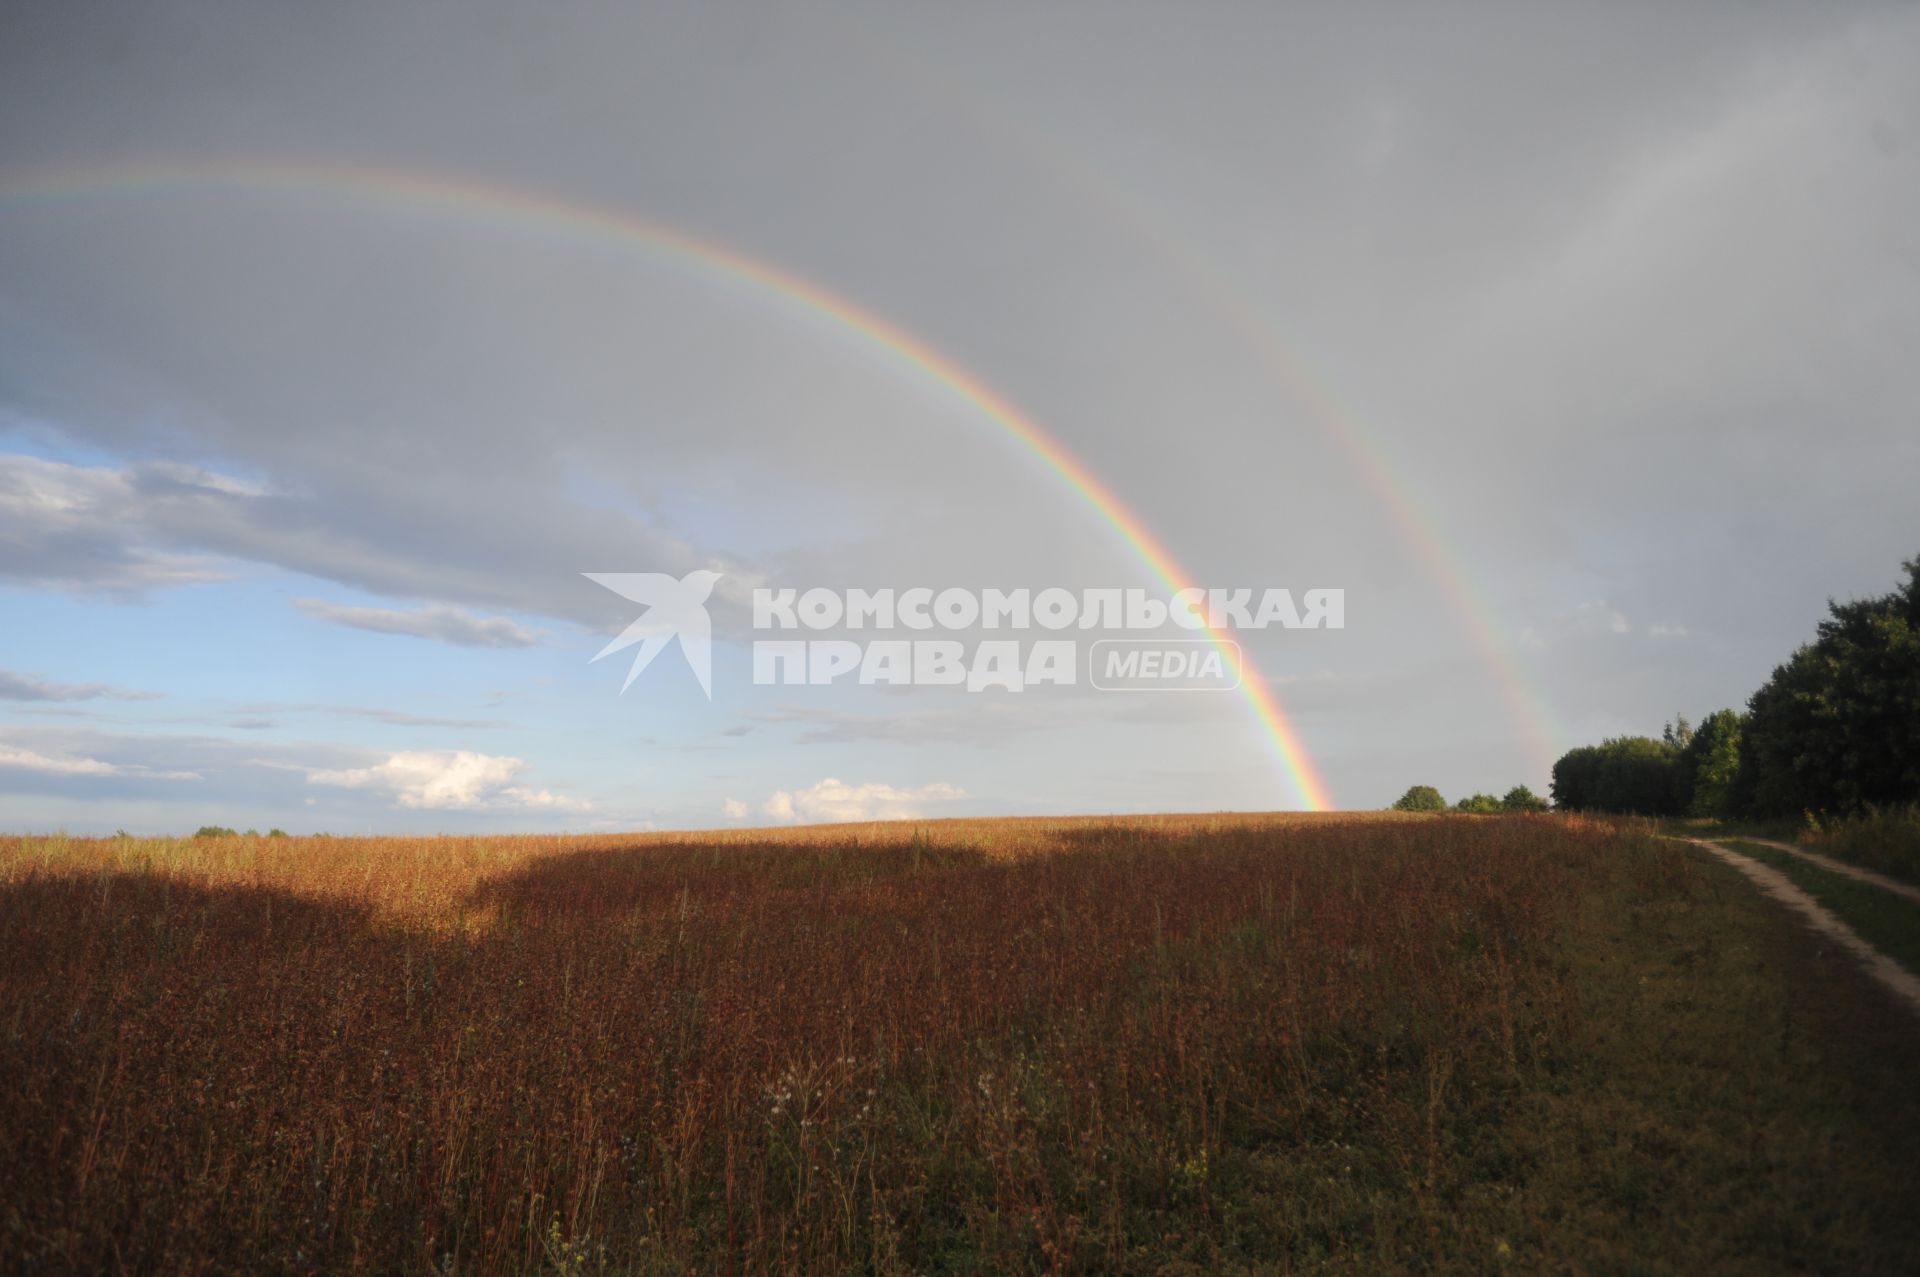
828, 27, 1566, 776
1132, 241, 1568, 776
0, 157, 1338, 811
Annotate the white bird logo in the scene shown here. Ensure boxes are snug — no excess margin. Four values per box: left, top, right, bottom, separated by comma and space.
584, 570, 723, 698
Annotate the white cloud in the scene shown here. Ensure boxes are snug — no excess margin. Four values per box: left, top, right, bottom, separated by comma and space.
498, 785, 590, 811
305, 750, 587, 811
0, 743, 120, 777
0, 742, 198, 780
291, 598, 539, 648
755, 777, 965, 824
721, 798, 751, 820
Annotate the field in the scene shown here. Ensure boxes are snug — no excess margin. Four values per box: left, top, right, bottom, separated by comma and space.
4, 814, 1919, 1274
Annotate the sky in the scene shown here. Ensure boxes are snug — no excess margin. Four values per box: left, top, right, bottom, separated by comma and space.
1, 1, 1916, 834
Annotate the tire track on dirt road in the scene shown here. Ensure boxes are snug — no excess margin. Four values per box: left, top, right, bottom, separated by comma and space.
1729, 837, 1920, 907
1678, 837, 1920, 1019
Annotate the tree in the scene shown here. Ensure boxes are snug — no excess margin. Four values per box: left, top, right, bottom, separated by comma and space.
1501, 785, 1549, 813
1663, 716, 1694, 751
1661, 716, 1697, 809
1391, 785, 1447, 812
1551, 746, 1600, 811
1454, 793, 1504, 814
1550, 737, 1688, 815
1740, 557, 1920, 817
1682, 709, 1744, 818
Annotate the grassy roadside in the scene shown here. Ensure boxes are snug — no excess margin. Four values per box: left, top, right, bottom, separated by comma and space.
1722, 837, 1920, 975
1673, 811, 1920, 887
1484, 830, 1920, 1275
1805, 808, 1920, 886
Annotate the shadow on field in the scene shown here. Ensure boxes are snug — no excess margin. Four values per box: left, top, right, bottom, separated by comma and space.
0, 872, 411, 1073
0, 868, 381, 954
462, 837, 995, 919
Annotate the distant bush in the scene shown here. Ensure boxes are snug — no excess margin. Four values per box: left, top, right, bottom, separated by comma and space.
1391, 785, 1447, 812
268, 828, 289, 838
1454, 793, 1504, 814
192, 826, 239, 839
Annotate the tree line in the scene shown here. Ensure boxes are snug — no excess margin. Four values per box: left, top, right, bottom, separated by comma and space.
1550, 556, 1920, 818
1390, 784, 1549, 814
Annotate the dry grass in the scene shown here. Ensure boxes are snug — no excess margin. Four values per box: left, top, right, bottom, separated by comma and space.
2, 812, 1915, 1274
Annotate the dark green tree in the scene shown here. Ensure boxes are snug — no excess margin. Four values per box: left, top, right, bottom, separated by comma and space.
1391, 785, 1447, 812
1682, 709, 1744, 818
1501, 784, 1549, 813
1551, 745, 1600, 810
1740, 557, 1920, 817
1550, 737, 1687, 815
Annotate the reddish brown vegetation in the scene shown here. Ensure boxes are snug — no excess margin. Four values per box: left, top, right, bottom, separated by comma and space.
1, 813, 1912, 1273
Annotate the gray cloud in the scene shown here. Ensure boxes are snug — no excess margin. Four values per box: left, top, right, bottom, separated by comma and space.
0, 451, 739, 631
0, 454, 231, 596
4, 702, 511, 732
292, 597, 540, 648
323, 706, 513, 729
0, 669, 160, 703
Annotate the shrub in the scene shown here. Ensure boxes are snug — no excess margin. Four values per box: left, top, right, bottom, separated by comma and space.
192, 825, 239, 839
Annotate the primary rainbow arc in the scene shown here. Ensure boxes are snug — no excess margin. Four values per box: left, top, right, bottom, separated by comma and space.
0, 157, 1337, 811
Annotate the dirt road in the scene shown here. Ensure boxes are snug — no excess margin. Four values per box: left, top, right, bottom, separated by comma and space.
1681, 837, 1920, 1018
1732, 836, 1920, 906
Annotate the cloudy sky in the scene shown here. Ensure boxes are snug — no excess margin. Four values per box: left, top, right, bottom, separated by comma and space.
1, 1, 1915, 833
